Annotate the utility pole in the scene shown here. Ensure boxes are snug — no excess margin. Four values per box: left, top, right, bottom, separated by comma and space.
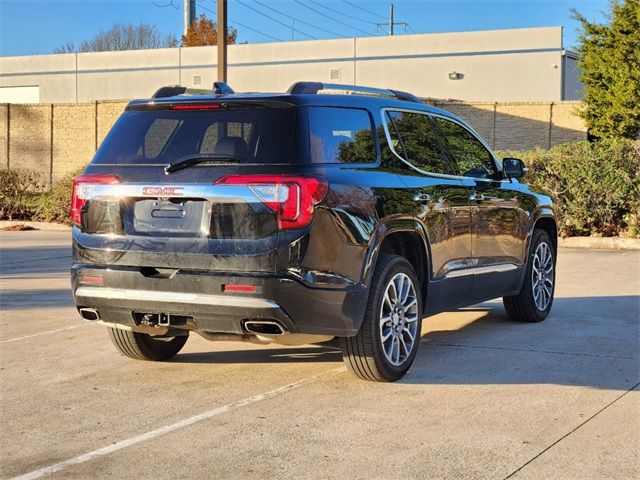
375, 3, 409, 36
183, 0, 195, 36
292, 20, 295, 41
217, 0, 227, 82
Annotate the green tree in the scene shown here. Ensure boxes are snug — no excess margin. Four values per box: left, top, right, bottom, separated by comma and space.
572, 0, 640, 138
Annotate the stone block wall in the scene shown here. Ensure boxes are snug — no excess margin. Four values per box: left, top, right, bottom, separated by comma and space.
52, 103, 96, 181
7, 104, 52, 182
434, 100, 587, 151
97, 101, 128, 145
0, 104, 8, 169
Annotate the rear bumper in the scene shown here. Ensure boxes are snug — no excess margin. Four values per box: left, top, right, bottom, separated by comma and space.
71, 265, 367, 337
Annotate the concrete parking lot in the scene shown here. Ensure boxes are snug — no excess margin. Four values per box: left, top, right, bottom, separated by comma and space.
0, 230, 638, 480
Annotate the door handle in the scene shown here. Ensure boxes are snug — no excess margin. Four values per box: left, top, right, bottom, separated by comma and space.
413, 193, 432, 203
469, 193, 485, 202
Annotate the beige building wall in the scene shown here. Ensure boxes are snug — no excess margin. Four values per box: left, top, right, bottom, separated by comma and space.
77, 48, 181, 102
0, 53, 77, 103
356, 27, 564, 102
0, 27, 578, 104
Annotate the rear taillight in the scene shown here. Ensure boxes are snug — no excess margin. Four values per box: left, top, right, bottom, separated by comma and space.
215, 175, 328, 230
71, 174, 120, 225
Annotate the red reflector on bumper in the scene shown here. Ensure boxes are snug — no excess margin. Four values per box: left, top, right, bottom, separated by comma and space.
79, 275, 104, 286
223, 284, 256, 293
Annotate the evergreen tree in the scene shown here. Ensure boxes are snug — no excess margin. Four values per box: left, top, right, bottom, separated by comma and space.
573, 0, 640, 138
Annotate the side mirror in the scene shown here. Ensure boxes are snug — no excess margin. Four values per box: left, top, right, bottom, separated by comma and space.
502, 158, 527, 180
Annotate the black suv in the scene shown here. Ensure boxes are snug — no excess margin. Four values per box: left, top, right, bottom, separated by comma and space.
71, 82, 557, 382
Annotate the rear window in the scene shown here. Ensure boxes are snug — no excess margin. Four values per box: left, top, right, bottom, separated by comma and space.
307, 107, 376, 164
93, 106, 296, 165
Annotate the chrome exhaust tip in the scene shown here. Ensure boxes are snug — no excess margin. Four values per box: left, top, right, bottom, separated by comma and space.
244, 320, 286, 335
79, 308, 100, 321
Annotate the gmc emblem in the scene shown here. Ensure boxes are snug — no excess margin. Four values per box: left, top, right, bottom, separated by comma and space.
141, 186, 184, 197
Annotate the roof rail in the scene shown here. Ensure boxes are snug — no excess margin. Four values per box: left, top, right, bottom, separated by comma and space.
152, 82, 235, 99
286, 82, 422, 103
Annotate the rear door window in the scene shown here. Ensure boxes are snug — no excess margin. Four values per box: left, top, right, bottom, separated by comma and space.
385, 110, 449, 175
307, 107, 376, 164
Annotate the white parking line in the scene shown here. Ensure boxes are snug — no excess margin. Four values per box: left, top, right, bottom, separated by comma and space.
0, 323, 90, 344
11, 366, 346, 480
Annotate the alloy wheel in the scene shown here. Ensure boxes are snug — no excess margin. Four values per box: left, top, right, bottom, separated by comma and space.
532, 242, 554, 311
379, 272, 420, 366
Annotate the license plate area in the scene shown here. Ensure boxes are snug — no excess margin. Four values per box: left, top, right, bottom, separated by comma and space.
128, 198, 209, 237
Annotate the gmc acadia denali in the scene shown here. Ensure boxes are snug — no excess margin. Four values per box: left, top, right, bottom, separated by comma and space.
71, 82, 557, 381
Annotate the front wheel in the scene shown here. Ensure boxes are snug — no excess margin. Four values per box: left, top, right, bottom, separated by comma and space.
503, 229, 556, 322
340, 255, 423, 382
108, 328, 188, 361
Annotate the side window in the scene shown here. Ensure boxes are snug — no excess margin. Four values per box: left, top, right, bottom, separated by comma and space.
433, 117, 497, 179
307, 107, 376, 163
386, 111, 448, 174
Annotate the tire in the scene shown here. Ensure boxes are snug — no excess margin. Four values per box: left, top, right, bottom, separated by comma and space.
108, 327, 188, 361
503, 229, 556, 322
340, 254, 423, 382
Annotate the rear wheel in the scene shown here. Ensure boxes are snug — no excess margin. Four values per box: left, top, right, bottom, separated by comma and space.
108, 328, 188, 361
503, 229, 555, 322
340, 255, 423, 382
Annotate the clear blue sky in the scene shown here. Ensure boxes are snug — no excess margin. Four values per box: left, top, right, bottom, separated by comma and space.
0, 0, 610, 57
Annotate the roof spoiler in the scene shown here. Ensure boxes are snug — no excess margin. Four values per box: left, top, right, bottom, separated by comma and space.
287, 82, 422, 103
152, 82, 235, 99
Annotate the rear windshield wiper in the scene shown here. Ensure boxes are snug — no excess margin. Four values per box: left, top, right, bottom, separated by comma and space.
164, 154, 241, 174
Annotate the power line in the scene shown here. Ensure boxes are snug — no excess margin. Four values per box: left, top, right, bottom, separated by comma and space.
152, 0, 179, 9
252, 0, 347, 38
342, 0, 386, 20
294, 0, 377, 36
200, 3, 284, 42
229, 18, 284, 42
236, 0, 318, 40
306, 0, 377, 26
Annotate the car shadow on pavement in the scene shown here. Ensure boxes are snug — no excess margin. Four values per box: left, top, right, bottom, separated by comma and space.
172, 296, 639, 390
173, 343, 343, 364
401, 295, 639, 389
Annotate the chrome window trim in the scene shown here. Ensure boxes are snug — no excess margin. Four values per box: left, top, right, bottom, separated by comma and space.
379, 107, 507, 183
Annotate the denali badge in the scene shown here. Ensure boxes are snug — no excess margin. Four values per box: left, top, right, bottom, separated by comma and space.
141, 186, 184, 197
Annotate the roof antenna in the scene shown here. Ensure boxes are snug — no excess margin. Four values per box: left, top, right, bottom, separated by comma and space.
213, 82, 235, 95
